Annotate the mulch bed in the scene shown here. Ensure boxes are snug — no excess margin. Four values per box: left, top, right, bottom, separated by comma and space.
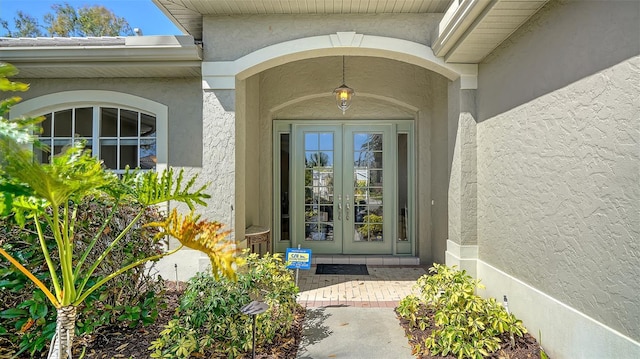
75, 281, 305, 359
7, 281, 546, 359
395, 306, 545, 359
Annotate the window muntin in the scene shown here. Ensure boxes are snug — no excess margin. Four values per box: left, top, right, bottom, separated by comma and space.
36, 106, 157, 172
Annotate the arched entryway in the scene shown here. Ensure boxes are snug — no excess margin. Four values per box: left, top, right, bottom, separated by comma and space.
206, 34, 476, 264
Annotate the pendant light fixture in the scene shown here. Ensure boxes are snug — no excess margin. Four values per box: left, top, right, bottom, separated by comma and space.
333, 56, 355, 114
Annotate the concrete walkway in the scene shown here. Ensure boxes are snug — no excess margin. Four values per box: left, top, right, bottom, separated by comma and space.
295, 265, 427, 359
297, 307, 414, 359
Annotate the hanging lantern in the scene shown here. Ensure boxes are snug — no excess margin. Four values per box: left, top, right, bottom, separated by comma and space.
333, 56, 355, 114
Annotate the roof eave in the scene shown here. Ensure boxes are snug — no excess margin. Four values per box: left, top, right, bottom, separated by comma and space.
434, 0, 550, 63
0, 35, 202, 63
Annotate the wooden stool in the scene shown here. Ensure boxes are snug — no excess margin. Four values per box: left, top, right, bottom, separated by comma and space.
245, 226, 271, 256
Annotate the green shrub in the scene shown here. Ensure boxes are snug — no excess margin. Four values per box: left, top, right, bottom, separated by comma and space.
397, 264, 527, 359
149, 252, 299, 358
0, 197, 166, 357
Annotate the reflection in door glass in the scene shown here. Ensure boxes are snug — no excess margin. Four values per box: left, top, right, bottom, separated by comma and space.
304, 132, 334, 241
398, 133, 409, 241
280, 134, 290, 241
353, 133, 383, 242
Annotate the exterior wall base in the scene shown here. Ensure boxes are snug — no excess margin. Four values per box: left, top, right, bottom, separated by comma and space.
477, 260, 640, 359
444, 239, 478, 277
151, 249, 208, 282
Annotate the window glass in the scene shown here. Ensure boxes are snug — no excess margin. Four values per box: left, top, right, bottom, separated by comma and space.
54, 109, 72, 137
101, 108, 118, 137
41, 113, 52, 137
75, 107, 93, 137
120, 109, 138, 137
36, 106, 156, 171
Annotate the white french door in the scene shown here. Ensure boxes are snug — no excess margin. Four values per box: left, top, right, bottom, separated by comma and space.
274, 120, 414, 256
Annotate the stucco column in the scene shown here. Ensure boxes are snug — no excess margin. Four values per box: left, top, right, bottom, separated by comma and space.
153, 87, 237, 280
446, 79, 478, 275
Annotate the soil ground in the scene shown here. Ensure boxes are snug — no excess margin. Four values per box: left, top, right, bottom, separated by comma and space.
76, 282, 305, 359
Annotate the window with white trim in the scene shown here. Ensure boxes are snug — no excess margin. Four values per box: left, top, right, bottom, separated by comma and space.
36, 106, 157, 172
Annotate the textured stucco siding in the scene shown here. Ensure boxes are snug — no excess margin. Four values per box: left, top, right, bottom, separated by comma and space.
447, 83, 477, 247
181, 90, 236, 229
202, 13, 442, 61
476, 0, 640, 342
11, 77, 203, 168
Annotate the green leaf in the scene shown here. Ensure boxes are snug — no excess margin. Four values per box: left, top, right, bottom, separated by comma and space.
0, 307, 28, 319
0, 278, 23, 288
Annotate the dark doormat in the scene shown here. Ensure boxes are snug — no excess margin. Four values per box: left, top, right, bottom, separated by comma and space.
316, 264, 369, 275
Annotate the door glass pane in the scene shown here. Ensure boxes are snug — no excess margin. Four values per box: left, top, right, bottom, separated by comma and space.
353, 132, 384, 242
398, 133, 409, 241
304, 132, 334, 241
280, 134, 290, 241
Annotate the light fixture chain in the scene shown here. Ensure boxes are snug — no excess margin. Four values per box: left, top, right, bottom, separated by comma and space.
342, 56, 345, 84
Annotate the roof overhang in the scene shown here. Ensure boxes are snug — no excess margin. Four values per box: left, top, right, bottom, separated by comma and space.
1, 0, 551, 79
153, 0, 549, 64
0, 35, 202, 78
434, 0, 549, 63
152, 0, 454, 42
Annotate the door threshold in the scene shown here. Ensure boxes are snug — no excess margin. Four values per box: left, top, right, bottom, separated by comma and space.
312, 255, 419, 266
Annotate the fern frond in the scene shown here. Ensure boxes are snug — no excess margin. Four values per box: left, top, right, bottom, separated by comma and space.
145, 209, 244, 280
128, 168, 210, 210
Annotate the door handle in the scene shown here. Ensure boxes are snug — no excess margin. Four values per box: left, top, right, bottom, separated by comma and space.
337, 195, 342, 220
345, 195, 350, 220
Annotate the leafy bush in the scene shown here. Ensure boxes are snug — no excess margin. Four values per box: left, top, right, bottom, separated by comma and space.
397, 264, 527, 359
0, 197, 166, 357
149, 252, 299, 358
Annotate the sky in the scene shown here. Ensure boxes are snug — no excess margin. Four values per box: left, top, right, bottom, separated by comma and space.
0, 0, 182, 36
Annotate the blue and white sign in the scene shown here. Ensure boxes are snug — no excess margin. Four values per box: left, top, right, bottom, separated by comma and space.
285, 248, 312, 270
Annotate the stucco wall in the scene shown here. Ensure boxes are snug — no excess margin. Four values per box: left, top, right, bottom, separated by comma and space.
12, 77, 203, 168
202, 14, 441, 61
476, 0, 640, 342
237, 56, 449, 262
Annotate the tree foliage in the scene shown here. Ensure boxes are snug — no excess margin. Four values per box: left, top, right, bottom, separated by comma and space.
1, 2, 133, 37
0, 11, 44, 37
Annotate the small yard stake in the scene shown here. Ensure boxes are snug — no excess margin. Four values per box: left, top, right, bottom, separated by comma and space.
295, 244, 301, 287
503, 295, 515, 347
175, 264, 179, 291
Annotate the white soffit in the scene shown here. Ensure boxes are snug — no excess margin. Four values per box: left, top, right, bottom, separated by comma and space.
152, 0, 453, 41
435, 0, 549, 63
154, 0, 549, 65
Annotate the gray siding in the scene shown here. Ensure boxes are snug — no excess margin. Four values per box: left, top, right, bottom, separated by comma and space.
476, 0, 640, 340
12, 77, 203, 167
202, 13, 442, 61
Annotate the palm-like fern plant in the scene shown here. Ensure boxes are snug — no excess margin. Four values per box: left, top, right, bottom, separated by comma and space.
0, 63, 242, 359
